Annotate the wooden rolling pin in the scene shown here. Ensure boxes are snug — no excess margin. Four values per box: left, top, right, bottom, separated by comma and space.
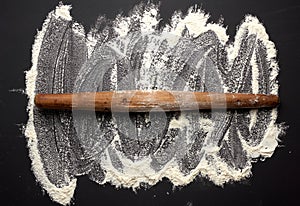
34, 90, 279, 112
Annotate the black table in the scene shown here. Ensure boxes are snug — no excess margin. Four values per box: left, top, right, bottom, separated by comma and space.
1, 0, 299, 205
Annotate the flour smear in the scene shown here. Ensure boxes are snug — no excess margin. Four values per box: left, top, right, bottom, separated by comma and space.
25, 2, 284, 205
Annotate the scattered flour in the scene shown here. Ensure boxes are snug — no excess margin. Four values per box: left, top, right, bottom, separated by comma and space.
25, 3, 283, 205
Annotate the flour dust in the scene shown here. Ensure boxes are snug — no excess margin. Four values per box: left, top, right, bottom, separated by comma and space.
25, 2, 284, 205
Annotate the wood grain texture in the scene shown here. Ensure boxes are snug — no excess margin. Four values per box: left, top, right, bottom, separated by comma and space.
34, 90, 279, 112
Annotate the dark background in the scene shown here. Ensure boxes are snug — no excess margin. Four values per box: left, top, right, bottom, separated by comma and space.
1, 0, 299, 205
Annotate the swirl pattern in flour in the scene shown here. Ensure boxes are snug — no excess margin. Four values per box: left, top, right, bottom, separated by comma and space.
25, 2, 284, 205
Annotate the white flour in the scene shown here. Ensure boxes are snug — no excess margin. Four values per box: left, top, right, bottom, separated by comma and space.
25, 3, 283, 205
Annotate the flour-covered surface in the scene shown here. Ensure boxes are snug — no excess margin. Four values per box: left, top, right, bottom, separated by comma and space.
25, 3, 284, 205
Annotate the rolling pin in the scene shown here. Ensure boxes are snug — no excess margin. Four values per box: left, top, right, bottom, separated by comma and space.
34, 90, 279, 112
